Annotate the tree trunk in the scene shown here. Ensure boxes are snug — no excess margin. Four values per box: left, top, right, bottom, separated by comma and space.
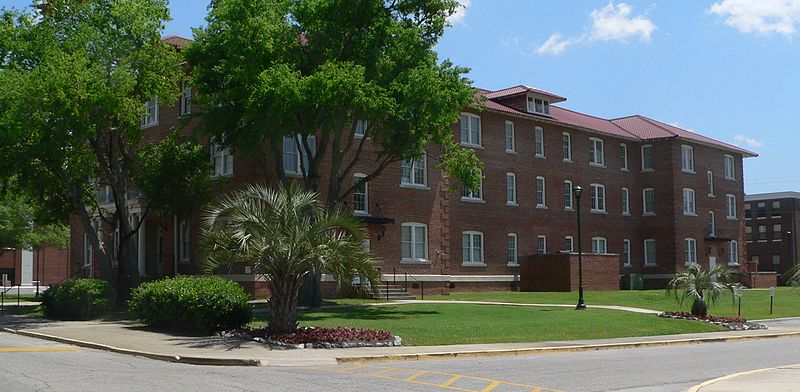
268, 276, 302, 335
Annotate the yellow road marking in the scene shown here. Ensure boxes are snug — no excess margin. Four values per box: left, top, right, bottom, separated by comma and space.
314, 364, 564, 392
0, 347, 78, 353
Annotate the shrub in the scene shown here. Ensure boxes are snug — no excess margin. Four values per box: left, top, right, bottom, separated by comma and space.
40, 278, 113, 320
128, 275, 252, 333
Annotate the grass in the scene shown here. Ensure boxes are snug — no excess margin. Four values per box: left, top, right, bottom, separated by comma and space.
0, 305, 43, 316
250, 303, 722, 346
420, 288, 800, 320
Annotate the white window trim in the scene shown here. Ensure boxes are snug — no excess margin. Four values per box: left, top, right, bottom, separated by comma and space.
353, 173, 369, 215
528, 96, 551, 115
462, 231, 485, 266
83, 233, 93, 267
622, 239, 631, 266
461, 172, 484, 202
507, 233, 518, 266
728, 240, 739, 266
562, 132, 572, 162
724, 154, 736, 180
709, 211, 716, 237
565, 236, 574, 253
644, 239, 657, 266
726, 194, 737, 219
180, 81, 192, 117
591, 237, 608, 254
590, 183, 606, 213
536, 176, 547, 208
534, 127, 545, 158
401, 222, 428, 262
537, 235, 547, 255
622, 187, 630, 215
684, 238, 697, 266
141, 96, 159, 128
210, 138, 234, 177
564, 180, 574, 210
354, 120, 367, 139
400, 155, 428, 188
620, 143, 629, 171
505, 121, 516, 153
683, 188, 696, 216
707, 171, 715, 197
179, 220, 190, 264
643, 188, 656, 216
681, 145, 695, 173
641, 145, 654, 171
460, 112, 482, 148
283, 135, 316, 176
589, 137, 605, 167
506, 172, 517, 206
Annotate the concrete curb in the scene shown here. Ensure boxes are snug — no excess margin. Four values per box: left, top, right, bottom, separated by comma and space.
686, 363, 800, 392
0, 328, 262, 367
336, 331, 800, 365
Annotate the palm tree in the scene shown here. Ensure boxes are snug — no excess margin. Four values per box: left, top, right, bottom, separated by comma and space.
198, 183, 380, 334
667, 264, 739, 317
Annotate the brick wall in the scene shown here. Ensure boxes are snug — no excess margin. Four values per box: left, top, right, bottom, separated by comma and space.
520, 253, 620, 291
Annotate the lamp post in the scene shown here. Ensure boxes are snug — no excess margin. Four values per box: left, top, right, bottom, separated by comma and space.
574, 185, 586, 310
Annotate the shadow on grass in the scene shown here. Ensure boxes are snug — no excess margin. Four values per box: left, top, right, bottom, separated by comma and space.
300, 306, 440, 321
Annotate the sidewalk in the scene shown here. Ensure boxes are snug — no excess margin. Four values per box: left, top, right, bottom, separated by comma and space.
687, 364, 800, 392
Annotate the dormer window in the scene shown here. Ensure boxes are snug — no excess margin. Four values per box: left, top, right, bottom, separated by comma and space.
527, 96, 550, 115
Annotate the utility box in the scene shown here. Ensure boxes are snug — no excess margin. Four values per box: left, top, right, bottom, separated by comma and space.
629, 274, 644, 290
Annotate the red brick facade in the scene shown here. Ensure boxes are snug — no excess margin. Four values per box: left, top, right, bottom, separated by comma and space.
0, 246, 70, 287
744, 192, 800, 281
69, 83, 756, 293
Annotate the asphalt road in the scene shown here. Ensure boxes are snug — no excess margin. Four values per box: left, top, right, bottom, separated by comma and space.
2, 332, 800, 392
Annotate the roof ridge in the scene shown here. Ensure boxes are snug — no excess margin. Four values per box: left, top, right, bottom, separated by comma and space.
556, 106, 641, 140
635, 115, 678, 138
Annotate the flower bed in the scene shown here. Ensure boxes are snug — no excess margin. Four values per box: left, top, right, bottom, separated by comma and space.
221, 327, 402, 349
658, 311, 767, 330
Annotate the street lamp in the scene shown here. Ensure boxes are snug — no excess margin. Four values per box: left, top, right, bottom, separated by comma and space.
574, 185, 586, 310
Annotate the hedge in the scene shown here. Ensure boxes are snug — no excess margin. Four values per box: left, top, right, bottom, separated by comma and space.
128, 275, 252, 333
40, 278, 113, 320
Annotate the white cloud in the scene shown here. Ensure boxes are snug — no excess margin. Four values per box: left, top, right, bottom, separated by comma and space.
589, 2, 656, 42
448, 0, 471, 26
536, 34, 574, 55
734, 134, 764, 148
536, 2, 656, 55
709, 0, 800, 36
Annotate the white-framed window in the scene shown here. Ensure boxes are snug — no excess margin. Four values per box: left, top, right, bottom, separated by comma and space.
528, 96, 550, 115
683, 188, 696, 215
724, 155, 736, 180
283, 135, 316, 175
536, 176, 546, 207
644, 239, 657, 266
353, 173, 368, 214
507, 233, 518, 265
681, 145, 695, 173
708, 211, 716, 237
641, 145, 654, 171
505, 121, 515, 152
590, 184, 606, 212
622, 187, 630, 215
564, 180, 573, 209
535, 127, 545, 157
537, 235, 547, 255
684, 238, 697, 265
589, 137, 604, 166
643, 188, 655, 215
562, 132, 572, 161
180, 81, 192, 116
622, 239, 631, 266
565, 236, 574, 253
354, 120, 367, 138
141, 96, 159, 128
773, 255, 781, 265
773, 224, 782, 241
460, 113, 481, 147
745, 226, 753, 242
591, 237, 607, 254
506, 172, 517, 205
211, 138, 234, 177
620, 143, 628, 171
726, 194, 737, 219
83, 233, 93, 267
707, 171, 715, 197
401, 155, 427, 187
758, 225, 767, 241
461, 172, 483, 201
401, 222, 428, 261
462, 231, 484, 265
179, 219, 190, 263
728, 240, 739, 265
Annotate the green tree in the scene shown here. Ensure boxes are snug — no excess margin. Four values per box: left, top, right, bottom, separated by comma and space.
0, 190, 69, 251
0, 1, 207, 302
199, 184, 380, 334
667, 264, 739, 317
184, 0, 483, 208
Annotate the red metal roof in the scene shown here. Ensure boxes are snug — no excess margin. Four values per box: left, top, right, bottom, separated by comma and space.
485, 85, 566, 102
162, 35, 192, 49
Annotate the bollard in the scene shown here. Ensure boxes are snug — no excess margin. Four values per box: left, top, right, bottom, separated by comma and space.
17, 286, 20, 306
421, 281, 424, 300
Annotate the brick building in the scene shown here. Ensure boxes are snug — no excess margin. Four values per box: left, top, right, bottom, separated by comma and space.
69, 40, 756, 293
744, 192, 800, 280
0, 246, 70, 288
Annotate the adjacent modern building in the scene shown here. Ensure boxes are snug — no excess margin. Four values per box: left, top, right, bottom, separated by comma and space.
744, 192, 800, 280
70, 36, 758, 295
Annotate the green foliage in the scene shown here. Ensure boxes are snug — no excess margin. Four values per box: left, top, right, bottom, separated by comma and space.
40, 279, 114, 320
667, 264, 739, 317
128, 276, 253, 333
186, 0, 480, 203
199, 183, 381, 334
138, 132, 213, 218
0, 189, 69, 250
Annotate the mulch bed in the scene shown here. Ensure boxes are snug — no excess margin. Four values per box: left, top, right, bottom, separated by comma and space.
220, 326, 402, 349
658, 311, 767, 330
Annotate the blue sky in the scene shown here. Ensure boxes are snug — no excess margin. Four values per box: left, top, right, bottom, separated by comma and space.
3, 0, 799, 194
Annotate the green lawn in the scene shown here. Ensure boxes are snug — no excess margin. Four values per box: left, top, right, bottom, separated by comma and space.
252, 303, 722, 346
420, 288, 800, 320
